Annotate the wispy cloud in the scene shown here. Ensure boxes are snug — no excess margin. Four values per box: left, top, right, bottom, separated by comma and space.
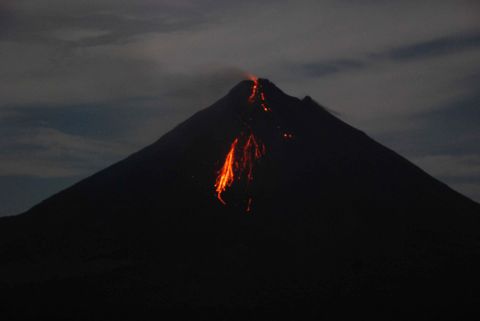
0, 128, 132, 177
294, 31, 480, 80
381, 31, 480, 61
299, 59, 366, 78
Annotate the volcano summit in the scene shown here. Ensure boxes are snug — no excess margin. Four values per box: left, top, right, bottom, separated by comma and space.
1, 79, 480, 320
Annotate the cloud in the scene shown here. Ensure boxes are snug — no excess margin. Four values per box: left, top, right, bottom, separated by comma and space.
0, 127, 132, 177
298, 59, 366, 78
377, 90, 480, 158
293, 31, 480, 81
380, 31, 480, 61
50, 29, 112, 42
2, 1, 212, 46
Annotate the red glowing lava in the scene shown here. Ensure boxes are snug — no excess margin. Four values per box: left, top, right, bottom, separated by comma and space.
214, 138, 239, 205
242, 133, 265, 181
248, 77, 271, 112
248, 77, 259, 104
214, 133, 265, 207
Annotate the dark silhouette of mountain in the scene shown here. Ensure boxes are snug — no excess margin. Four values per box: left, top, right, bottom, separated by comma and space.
1, 79, 479, 320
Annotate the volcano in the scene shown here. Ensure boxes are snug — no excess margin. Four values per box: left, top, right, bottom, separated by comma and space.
1, 79, 480, 320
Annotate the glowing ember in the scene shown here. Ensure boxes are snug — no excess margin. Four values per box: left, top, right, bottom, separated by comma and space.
214, 133, 265, 207
214, 138, 239, 205
246, 197, 253, 213
248, 77, 259, 104
242, 133, 264, 181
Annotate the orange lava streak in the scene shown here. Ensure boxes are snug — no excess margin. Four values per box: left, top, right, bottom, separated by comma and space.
214, 133, 265, 207
242, 133, 264, 181
214, 138, 238, 205
248, 77, 271, 112
248, 77, 259, 103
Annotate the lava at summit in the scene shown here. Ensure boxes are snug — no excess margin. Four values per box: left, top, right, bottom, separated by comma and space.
248, 77, 259, 104
248, 76, 271, 112
214, 77, 271, 210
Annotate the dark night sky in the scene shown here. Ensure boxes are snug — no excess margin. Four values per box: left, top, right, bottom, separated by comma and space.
0, 0, 479, 216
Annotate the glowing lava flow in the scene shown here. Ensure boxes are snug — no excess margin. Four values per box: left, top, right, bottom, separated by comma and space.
214, 133, 265, 207
248, 77, 271, 112
214, 77, 271, 210
243, 133, 265, 181
248, 78, 259, 104
214, 138, 239, 205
